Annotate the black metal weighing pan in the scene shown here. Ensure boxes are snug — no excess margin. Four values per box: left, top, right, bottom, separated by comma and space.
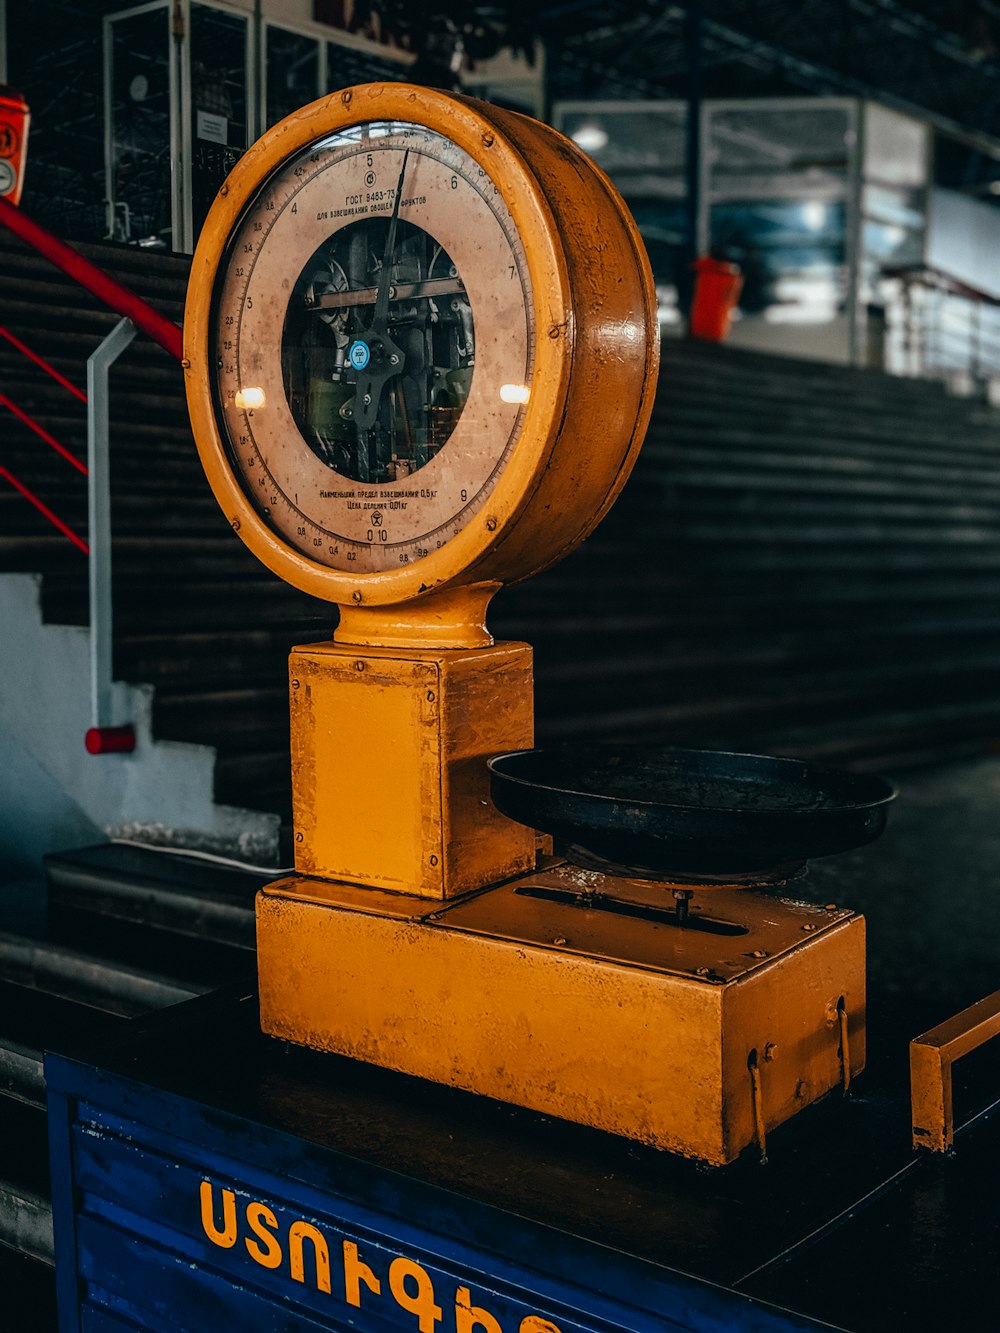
487, 745, 896, 880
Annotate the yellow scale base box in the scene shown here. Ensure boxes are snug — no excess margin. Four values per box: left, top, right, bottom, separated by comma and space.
259, 639, 865, 1167
258, 864, 864, 1166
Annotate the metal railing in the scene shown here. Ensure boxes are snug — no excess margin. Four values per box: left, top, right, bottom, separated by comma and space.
0, 196, 182, 358
881, 264, 1000, 387
0, 194, 184, 753
0, 319, 90, 556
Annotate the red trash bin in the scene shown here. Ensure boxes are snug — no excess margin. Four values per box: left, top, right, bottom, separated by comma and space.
0, 87, 29, 206
689, 256, 743, 341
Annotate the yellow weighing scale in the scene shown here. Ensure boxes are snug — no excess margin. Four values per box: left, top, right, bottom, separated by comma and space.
183, 83, 893, 1167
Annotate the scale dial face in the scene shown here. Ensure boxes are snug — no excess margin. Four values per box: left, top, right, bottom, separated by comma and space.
212, 121, 533, 575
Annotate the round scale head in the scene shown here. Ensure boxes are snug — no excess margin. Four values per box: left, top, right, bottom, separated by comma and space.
210, 119, 534, 574
185, 84, 659, 636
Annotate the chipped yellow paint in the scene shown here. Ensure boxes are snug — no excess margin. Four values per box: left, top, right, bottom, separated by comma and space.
290, 639, 534, 897
910, 986, 1000, 1151
258, 871, 866, 1165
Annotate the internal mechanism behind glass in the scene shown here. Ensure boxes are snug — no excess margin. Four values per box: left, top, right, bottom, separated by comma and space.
282, 216, 475, 484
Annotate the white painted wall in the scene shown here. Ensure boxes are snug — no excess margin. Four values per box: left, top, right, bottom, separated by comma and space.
0, 574, 279, 873
927, 187, 1000, 299
726, 313, 852, 364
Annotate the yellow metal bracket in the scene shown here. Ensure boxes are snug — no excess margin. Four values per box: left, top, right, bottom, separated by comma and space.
910, 986, 1000, 1152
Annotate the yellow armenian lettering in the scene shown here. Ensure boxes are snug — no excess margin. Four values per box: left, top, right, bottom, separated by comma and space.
290, 1220, 332, 1293
455, 1285, 503, 1333
245, 1201, 282, 1269
199, 1180, 237, 1249
197, 1179, 563, 1333
343, 1239, 382, 1306
389, 1256, 443, 1333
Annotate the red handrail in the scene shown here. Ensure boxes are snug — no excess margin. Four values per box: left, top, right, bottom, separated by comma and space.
0, 392, 88, 475
0, 464, 88, 554
0, 194, 183, 361
0, 324, 87, 402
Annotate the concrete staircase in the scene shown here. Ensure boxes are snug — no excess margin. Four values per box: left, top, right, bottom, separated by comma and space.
5, 226, 1000, 1309
495, 339, 1000, 769
5, 228, 1000, 853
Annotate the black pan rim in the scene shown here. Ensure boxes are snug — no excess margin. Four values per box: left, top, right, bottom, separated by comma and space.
487, 744, 898, 819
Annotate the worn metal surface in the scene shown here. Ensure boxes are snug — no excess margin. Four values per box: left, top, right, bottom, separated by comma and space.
289, 640, 534, 897
257, 862, 865, 1164
910, 986, 1000, 1152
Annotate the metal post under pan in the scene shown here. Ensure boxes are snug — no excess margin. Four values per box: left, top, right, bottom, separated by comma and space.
45, 984, 1000, 1333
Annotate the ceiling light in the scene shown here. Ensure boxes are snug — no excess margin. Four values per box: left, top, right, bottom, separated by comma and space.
572, 123, 609, 153
802, 200, 827, 232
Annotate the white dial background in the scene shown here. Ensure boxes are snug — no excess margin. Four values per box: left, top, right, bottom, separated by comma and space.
212, 122, 534, 573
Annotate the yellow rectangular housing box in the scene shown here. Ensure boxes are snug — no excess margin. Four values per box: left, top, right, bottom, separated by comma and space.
289, 640, 535, 898
257, 870, 867, 1166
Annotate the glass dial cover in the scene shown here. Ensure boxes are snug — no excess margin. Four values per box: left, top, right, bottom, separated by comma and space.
211, 121, 534, 574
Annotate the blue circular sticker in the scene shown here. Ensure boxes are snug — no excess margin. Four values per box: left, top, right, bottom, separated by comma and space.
349, 340, 371, 370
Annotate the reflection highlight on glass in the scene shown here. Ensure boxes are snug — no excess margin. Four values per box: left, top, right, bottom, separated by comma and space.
234, 386, 266, 409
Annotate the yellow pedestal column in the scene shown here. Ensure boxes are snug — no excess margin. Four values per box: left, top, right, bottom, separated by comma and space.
289, 639, 535, 899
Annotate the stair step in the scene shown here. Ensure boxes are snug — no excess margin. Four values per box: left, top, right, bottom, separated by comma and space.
116, 627, 326, 682
45, 842, 269, 949
40, 587, 330, 635
0, 1097, 52, 1264
0, 980, 125, 1109
0, 269, 184, 320
0, 230, 191, 281
214, 749, 294, 804
0, 925, 216, 1017
0, 354, 182, 397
